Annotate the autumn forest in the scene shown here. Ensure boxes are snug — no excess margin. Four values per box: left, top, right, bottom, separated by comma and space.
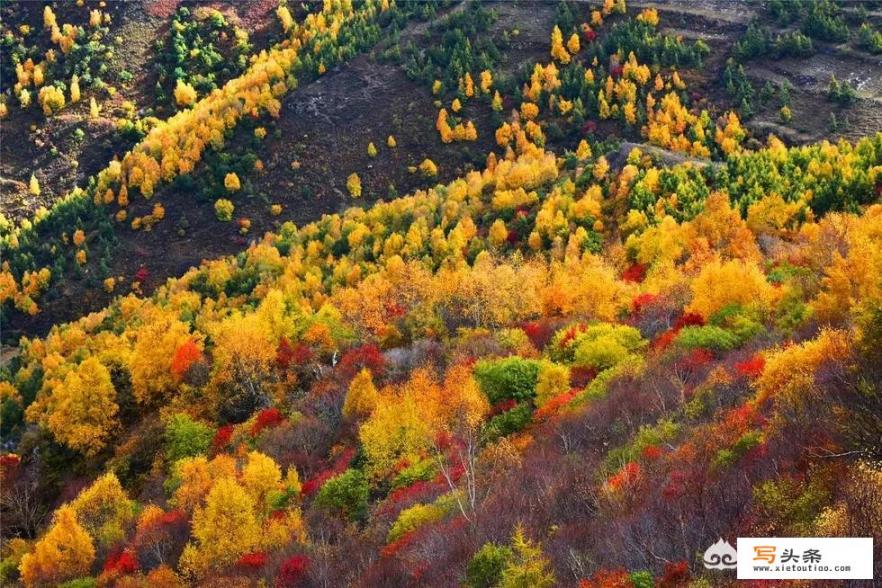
0, 1, 881, 587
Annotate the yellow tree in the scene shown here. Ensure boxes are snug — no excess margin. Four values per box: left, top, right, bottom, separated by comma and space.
27, 357, 118, 455
342, 368, 379, 421
70, 74, 80, 103
170, 454, 237, 513
241, 451, 282, 515
499, 526, 556, 588
359, 375, 434, 479
432, 364, 489, 522
129, 314, 193, 405
70, 472, 135, 549
347, 172, 362, 198
687, 258, 775, 319
550, 25, 570, 63
181, 477, 261, 575
224, 172, 241, 192
20, 507, 95, 587
208, 311, 277, 414
174, 81, 197, 107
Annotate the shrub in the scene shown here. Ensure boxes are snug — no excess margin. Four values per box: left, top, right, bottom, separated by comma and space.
857, 23, 882, 54
535, 361, 570, 406
315, 468, 369, 522
338, 343, 385, 378
572, 324, 645, 371
709, 304, 764, 344
603, 419, 681, 472
275, 554, 310, 588
237, 551, 267, 569
675, 325, 739, 352
387, 493, 456, 543
390, 457, 436, 490
103, 550, 139, 575
174, 80, 197, 107
347, 173, 362, 198
466, 543, 513, 588
687, 259, 774, 319
473, 357, 541, 403
827, 75, 857, 105
735, 354, 765, 378
164, 413, 213, 463
713, 430, 763, 468
482, 403, 532, 441
58, 580, 97, 588
214, 198, 235, 221
250, 407, 285, 436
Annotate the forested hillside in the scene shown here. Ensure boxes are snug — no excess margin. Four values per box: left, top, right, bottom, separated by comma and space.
1, 1, 880, 587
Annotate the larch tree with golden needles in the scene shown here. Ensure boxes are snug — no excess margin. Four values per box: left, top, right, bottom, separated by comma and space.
19, 506, 95, 587
181, 477, 261, 576
27, 357, 118, 456
343, 368, 379, 421
70, 472, 135, 549
129, 314, 194, 405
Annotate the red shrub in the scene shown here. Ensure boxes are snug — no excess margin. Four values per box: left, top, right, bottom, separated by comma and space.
212, 424, 234, 451
559, 323, 587, 349
291, 342, 315, 365
724, 403, 761, 432
434, 430, 454, 451
159, 509, 186, 526
277, 337, 316, 369
170, 338, 202, 380
622, 263, 647, 284
302, 447, 356, 496
662, 470, 689, 501
673, 312, 704, 330
103, 550, 139, 575
607, 461, 641, 491
238, 551, 267, 569
641, 444, 663, 461
384, 301, 406, 318
521, 320, 556, 350
658, 561, 690, 587
734, 354, 765, 379
302, 471, 333, 496
381, 531, 415, 559
610, 64, 624, 78
582, 120, 598, 134
382, 480, 437, 513
489, 398, 518, 417
433, 461, 465, 484
652, 329, 677, 351
276, 554, 310, 588
678, 348, 714, 371
583, 29, 598, 43
251, 407, 285, 437
276, 337, 295, 370
631, 292, 657, 315
134, 265, 150, 283
534, 389, 578, 421
339, 343, 385, 378
570, 366, 597, 388
579, 569, 634, 587
0, 454, 21, 480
